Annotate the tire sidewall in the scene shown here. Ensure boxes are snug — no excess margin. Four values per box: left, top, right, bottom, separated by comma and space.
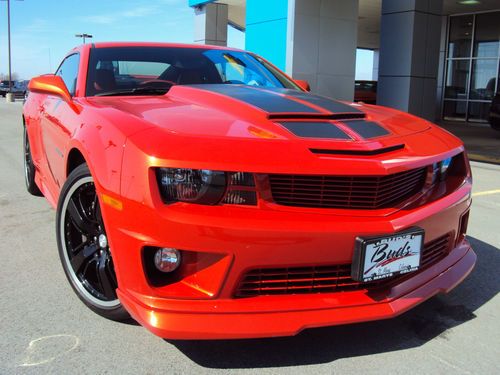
56, 163, 128, 320
23, 124, 42, 196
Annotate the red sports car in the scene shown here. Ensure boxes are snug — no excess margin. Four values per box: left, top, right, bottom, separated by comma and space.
23, 42, 475, 339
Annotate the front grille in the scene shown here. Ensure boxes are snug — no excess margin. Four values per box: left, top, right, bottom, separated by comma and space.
235, 233, 451, 298
269, 167, 427, 209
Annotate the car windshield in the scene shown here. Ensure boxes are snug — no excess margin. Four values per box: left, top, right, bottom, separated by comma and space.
86, 46, 300, 97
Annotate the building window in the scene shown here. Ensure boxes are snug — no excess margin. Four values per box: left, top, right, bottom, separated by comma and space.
443, 11, 500, 123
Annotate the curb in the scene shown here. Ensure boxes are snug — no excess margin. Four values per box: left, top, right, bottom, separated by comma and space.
468, 153, 500, 165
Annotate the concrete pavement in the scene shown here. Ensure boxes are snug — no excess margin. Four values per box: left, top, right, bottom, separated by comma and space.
0, 101, 499, 374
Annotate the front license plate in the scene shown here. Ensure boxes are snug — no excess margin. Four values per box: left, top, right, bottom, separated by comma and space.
352, 228, 424, 282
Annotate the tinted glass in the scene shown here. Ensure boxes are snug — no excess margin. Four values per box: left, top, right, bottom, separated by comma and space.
468, 101, 491, 122
473, 12, 500, 57
448, 15, 473, 58
86, 47, 299, 97
469, 59, 497, 100
443, 100, 467, 121
56, 54, 80, 96
444, 60, 469, 99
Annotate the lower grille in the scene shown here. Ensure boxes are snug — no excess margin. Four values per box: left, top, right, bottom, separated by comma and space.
235, 233, 451, 298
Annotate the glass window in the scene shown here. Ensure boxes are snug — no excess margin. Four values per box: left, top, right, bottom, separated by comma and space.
443, 100, 467, 121
444, 60, 470, 99
447, 15, 473, 58
468, 101, 491, 122
469, 59, 497, 100
85, 47, 300, 96
117, 61, 170, 76
473, 12, 500, 58
56, 54, 80, 96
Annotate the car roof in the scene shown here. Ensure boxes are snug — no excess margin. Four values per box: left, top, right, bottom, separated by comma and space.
73, 41, 244, 53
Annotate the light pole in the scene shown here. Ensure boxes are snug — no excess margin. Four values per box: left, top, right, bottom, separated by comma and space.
75, 33, 93, 44
1, 0, 23, 94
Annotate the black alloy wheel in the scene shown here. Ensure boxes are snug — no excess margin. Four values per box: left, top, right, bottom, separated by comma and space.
23, 124, 42, 196
56, 163, 128, 321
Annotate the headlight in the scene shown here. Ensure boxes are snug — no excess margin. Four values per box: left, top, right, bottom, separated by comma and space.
440, 157, 452, 176
156, 168, 227, 204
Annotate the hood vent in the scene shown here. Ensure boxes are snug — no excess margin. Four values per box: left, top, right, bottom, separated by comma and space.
310, 144, 405, 156
268, 113, 366, 121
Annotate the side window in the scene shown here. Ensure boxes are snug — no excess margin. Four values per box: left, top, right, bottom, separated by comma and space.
56, 54, 80, 96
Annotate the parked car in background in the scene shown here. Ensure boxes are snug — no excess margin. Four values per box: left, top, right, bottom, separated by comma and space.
489, 92, 500, 130
0, 80, 28, 98
0, 80, 15, 97
23, 42, 475, 340
354, 80, 377, 104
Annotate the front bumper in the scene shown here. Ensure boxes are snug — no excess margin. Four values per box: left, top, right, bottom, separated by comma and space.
102, 179, 475, 339
118, 242, 475, 339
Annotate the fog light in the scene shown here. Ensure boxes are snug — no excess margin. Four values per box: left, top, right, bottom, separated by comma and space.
154, 248, 181, 273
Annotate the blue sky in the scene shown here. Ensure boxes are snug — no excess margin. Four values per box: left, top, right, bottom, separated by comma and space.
0, 0, 372, 80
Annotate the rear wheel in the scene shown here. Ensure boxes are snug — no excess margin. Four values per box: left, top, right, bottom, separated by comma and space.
23, 125, 42, 196
56, 164, 129, 321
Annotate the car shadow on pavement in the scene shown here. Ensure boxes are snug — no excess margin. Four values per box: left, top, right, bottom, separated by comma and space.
170, 236, 499, 369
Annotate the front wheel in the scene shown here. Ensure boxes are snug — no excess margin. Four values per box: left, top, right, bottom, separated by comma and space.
56, 163, 129, 321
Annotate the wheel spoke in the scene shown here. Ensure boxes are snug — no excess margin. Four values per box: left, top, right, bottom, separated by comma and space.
94, 195, 103, 227
67, 197, 96, 235
96, 252, 117, 299
70, 243, 98, 273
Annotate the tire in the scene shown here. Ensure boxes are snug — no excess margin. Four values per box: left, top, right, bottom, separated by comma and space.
23, 125, 42, 196
56, 163, 129, 321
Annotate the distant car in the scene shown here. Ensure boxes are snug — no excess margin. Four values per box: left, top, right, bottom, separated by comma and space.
0, 80, 28, 97
23, 42, 475, 340
489, 93, 500, 131
0, 80, 15, 97
354, 80, 377, 104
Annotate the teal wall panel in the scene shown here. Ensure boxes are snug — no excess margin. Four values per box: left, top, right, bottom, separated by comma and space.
246, 0, 289, 71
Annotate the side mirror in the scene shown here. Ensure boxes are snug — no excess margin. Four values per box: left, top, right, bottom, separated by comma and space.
28, 75, 78, 110
295, 79, 311, 92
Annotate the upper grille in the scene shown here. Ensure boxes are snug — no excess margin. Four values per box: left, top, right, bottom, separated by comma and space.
235, 233, 451, 298
269, 167, 428, 209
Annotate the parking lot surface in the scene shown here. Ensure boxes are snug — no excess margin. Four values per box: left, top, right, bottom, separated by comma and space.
0, 101, 499, 374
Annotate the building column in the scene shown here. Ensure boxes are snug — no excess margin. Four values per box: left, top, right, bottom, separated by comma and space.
435, 15, 448, 120
372, 49, 380, 81
377, 0, 443, 120
194, 2, 228, 46
289, 0, 359, 100
245, 0, 358, 101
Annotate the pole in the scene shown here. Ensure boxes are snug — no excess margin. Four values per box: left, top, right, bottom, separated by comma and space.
7, 0, 12, 92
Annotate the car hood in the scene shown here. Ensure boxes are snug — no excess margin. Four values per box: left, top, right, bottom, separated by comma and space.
86, 84, 431, 141
85, 85, 463, 174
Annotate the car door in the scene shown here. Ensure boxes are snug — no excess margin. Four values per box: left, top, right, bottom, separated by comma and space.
40, 53, 80, 196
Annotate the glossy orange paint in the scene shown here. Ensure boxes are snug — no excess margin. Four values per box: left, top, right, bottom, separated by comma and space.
23, 42, 475, 340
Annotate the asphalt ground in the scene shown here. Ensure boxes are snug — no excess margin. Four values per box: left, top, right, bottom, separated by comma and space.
0, 100, 499, 374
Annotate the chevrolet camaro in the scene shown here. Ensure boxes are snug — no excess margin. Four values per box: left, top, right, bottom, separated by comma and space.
22, 42, 476, 339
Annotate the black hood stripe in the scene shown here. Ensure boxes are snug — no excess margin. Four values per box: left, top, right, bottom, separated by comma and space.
282, 89, 363, 114
341, 120, 390, 139
188, 85, 363, 117
280, 122, 351, 139
189, 84, 320, 114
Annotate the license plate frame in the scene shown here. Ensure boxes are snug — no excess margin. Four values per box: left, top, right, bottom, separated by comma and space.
352, 228, 425, 283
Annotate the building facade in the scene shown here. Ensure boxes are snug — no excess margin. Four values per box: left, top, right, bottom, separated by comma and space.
189, 0, 500, 124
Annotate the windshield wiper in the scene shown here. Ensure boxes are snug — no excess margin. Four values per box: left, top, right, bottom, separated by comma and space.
94, 87, 170, 97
